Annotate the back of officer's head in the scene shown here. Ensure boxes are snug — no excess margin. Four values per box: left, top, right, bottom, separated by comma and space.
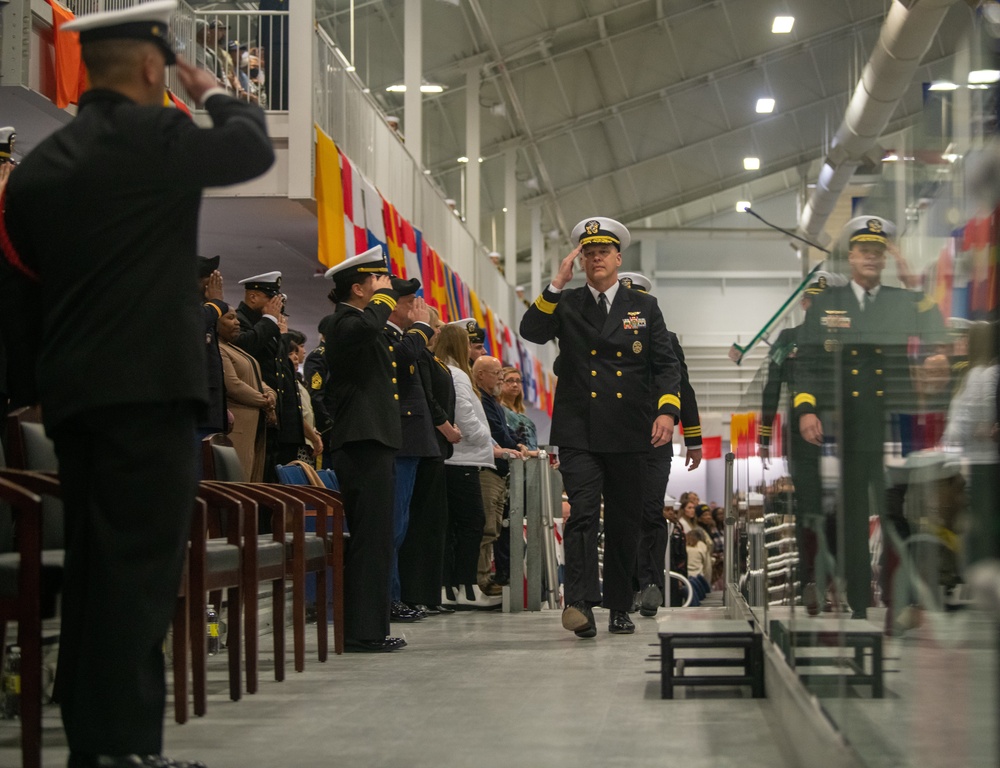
82, 39, 166, 105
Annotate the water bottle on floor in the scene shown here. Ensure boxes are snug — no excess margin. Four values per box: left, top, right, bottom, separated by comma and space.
207, 607, 220, 656
0, 646, 21, 719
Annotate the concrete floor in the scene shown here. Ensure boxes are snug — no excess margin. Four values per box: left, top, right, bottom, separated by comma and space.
1, 606, 796, 768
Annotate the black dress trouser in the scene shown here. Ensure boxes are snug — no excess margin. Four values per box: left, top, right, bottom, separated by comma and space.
442, 465, 485, 589
332, 440, 396, 641
559, 448, 648, 611
399, 456, 448, 606
51, 401, 198, 757
636, 444, 672, 591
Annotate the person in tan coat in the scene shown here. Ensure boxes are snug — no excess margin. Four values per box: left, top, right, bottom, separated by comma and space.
218, 306, 276, 480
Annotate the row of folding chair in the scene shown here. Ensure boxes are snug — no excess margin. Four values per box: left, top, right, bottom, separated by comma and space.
0, 409, 346, 768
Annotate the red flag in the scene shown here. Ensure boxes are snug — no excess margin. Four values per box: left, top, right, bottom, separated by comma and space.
48, 0, 87, 109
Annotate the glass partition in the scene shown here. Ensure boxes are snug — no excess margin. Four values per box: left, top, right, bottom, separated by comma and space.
731, 17, 999, 768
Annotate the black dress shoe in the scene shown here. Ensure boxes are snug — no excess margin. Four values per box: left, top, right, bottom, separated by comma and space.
608, 610, 635, 634
344, 637, 408, 652
69, 754, 207, 768
639, 584, 662, 617
430, 603, 455, 614
562, 601, 595, 637
407, 602, 438, 615
390, 601, 423, 622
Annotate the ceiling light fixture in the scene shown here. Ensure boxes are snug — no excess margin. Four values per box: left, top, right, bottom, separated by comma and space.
743, 157, 760, 171
385, 84, 445, 93
928, 81, 959, 91
969, 69, 1000, 84
772, 16, 794, 34
755, 98, 775, 113
736, 201, 751, 212
457, 156, 469, 163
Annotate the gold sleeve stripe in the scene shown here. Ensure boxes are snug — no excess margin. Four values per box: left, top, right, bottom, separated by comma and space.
534, 295, 557, 314
794, 393, 816, 409
659, 393, 680, 411
759, 425, 772, 436
371, 293, 397, 310
409, 327, 429, 344
205, 302, 223, 319
683, 426, 702, 436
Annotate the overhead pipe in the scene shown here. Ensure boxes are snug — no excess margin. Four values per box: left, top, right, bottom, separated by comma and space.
798, 0, 961, 247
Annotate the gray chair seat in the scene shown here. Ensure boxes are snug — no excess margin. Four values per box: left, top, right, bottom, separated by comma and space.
0, 549, 64, 599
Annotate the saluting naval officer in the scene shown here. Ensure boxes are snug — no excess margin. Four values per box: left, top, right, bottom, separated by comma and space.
520, 218, 682, 637
0, 1, 273, 764
795, 217, 946, 622
323, 246, 425, 651
616, 272, 703, 618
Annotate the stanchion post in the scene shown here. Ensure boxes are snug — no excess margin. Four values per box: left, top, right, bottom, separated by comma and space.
543, 453, 561, 609
525, 458, 542, 611
723, 452, 736, 607
507, 458, 525, 613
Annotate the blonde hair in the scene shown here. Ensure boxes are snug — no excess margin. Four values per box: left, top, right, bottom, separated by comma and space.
500, 366, 525, 413
437, 325, 476, 397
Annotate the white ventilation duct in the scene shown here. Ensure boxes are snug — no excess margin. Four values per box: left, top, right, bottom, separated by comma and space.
798, 0, 961, 247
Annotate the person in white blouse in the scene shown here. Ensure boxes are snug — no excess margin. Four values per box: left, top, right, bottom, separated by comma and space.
942, 320, 999, 565
436, 324, 512, 609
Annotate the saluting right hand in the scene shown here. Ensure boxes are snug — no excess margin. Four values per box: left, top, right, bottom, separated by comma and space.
409, 296, 431, 325
372, 274, 393, 292
263, 294, 284, 318
550, 246, 581, 290
174, 55, 222, 107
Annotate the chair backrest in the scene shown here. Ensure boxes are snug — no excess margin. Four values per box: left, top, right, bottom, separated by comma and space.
0, 438, 10, 553
275, 464, 309, 486
316, 468, 340, 492
201, 433, 246, 482
5, 406, 63, 549
6, 406, 57, 472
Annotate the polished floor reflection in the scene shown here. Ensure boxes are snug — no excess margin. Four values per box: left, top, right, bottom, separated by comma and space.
1, 607, 796, 768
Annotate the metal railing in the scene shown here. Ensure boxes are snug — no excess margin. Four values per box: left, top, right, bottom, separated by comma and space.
507, 454, 562, 612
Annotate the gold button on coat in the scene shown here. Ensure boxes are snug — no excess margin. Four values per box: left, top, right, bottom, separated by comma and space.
591, 392, 596, 398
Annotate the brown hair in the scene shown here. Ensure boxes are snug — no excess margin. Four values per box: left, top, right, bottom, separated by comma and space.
436, 325, 476, 397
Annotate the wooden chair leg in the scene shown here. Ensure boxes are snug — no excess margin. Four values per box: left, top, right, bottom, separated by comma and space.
188, 583, 208, 718
272, 578, 286, 682
172, 596, 189, 724
315, 568, 328, 663
244, 577, 259, 695
292, 551, 305, 673
226, 586, 241, 702
18, 613, 42, 768
332, 533, 345, 656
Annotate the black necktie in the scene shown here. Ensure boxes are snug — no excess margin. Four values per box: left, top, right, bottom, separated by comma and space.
598, 292, 609, 318
863, 290, 873, 311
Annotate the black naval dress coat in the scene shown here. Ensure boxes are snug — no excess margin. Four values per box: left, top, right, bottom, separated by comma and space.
794, 282, 945, 616
759, 324, 823, 586
324, 289, 425, 641
520, 283, 681, 611
637, 331, 702, 595
0, 89, 273, 756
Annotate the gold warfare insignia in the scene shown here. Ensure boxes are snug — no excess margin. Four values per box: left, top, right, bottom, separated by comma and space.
868, 219, 882, 233
824, 339, 841, 352
585, 220, 600, 235
311, 372, 323, 390
633, 341, 642, 354
621, 277, 632, 289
